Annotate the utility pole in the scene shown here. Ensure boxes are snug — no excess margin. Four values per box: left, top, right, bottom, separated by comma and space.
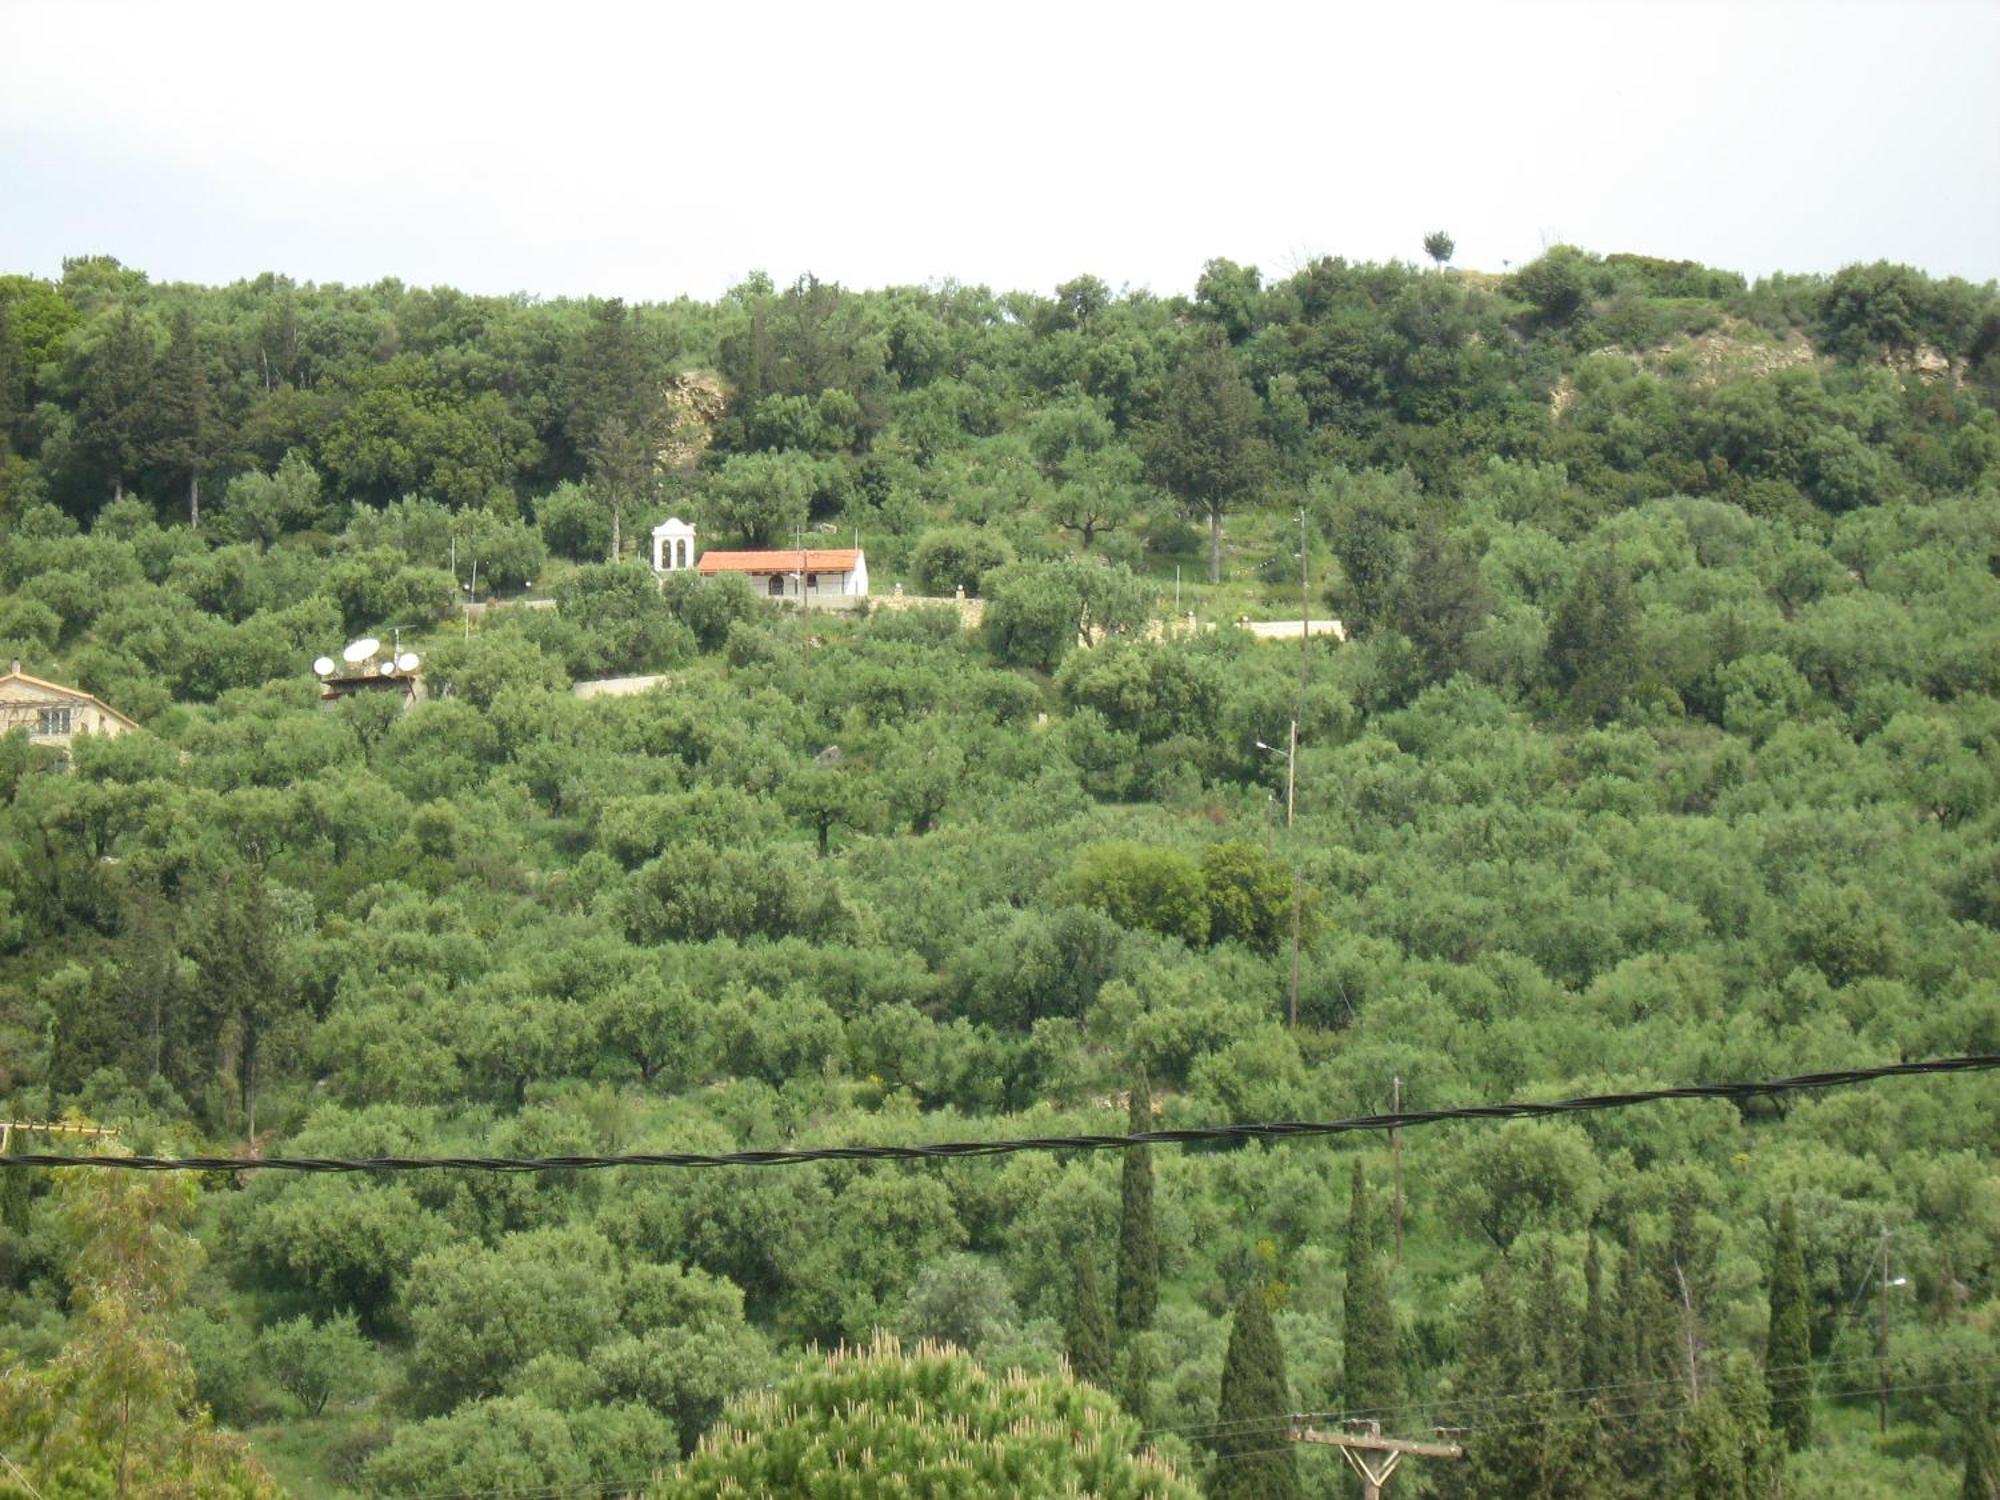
1287, 506, 1308, 1032
1292, 1420, 1462, 1499
1877, 1225, 1892, 1434
1390, 1076, 1405, 1267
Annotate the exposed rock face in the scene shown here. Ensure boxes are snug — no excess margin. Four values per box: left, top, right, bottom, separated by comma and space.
657, 371, 727, 470
1886, 344, 1955, 380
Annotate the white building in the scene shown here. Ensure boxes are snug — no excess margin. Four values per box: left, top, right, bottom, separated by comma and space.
651, 517, 698, 574
651, 517, 868, 606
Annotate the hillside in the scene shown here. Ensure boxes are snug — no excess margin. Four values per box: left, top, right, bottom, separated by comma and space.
0, 247, 1998, 1498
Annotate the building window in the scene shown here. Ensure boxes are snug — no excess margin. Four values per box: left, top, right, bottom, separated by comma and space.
806, 573, 818, 589
37, 707, 72, 736
768, 575, 785, 597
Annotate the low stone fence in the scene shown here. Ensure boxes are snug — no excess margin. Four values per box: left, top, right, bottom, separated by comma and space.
871, 591, 987, 629
573, 674, 675, 700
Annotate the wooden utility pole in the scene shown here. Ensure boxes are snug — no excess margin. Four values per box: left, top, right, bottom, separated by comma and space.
1877, 1225, 1892, 1434
1293, 1420, 1462, 1499
1285, 716, 1301, 1030
1287, 506, 1308, 1031
1390, 1076, 1405, 1267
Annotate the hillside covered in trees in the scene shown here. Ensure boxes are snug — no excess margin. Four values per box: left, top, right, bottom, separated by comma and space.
0, 246, 1998, 1497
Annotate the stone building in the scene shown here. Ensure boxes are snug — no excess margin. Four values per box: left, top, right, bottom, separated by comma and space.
0, 663, 138, 747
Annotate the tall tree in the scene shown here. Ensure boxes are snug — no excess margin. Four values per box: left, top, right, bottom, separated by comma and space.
1064, 1246, 1113, 1388
1547, 549, 1641, 723
149, 307, 222, 526
0, 1164, 277, 1497
1581, 1232, 1614, 1394
1423, 231, 1456, 269
1140, 338, 1272, 583
1343, 1160, 1400, 1416
1328, 502, 1406, 637
1116, 1068, 1159, 1333
1121, 1338, 1158, 1431
1766, 1199, 1813, 1452
0, 298, 21, 457
74, 306, 156, 503
566, 299, 659, 561
1966, 1382, 2000, 1500
188, 872, 295, 1140
1390, 518, 1491, 683
1210, 1283, 1300, 1500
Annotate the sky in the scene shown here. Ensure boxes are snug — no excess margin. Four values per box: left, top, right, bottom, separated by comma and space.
3, 0, 1996, 303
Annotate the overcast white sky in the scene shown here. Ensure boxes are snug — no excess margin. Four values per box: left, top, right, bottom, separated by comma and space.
3, 0, 1996, 302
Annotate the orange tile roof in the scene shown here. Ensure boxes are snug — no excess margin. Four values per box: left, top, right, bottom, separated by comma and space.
697, 549, 862, 574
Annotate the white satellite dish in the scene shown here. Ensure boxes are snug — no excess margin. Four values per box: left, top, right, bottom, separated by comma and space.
342, 637, 381, 665
378, 659, 397, 677
312, 656, 336, 677
396, 652, 420, 673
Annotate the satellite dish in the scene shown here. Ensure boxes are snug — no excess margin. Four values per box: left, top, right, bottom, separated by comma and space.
396, 652, 420, 673
342, 637, 381, 665
312, 656, 336, 677
378, 659, 397, 677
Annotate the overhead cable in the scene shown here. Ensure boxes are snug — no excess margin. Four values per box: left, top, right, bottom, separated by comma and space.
2, 1054, 1992, 1173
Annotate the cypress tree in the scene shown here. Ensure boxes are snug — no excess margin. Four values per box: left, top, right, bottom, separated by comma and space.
1121, 1336, 1158, 1432
1342, 1159, 1400, 1415
1447, 1259, 1537, 1500
1581, 1232, 1614, 1394
1966, 1382, 2000, 1500
1210, 1282, 1299, 1500
1117, 1068, 1158, 1333
1064, 1246, 1113, 1389
1527, 1240, 1576, 1393
1766, 1199, 1813, 1452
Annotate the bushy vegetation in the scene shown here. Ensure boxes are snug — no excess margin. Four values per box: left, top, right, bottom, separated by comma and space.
0, 245, 1997, 1496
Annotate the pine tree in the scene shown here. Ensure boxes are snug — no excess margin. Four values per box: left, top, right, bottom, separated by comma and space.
1766, 1199, 1813, 1452
1343, 1159, 1400, 1415
74, 306, 155, 503
149, 307, 221, 527
1389, 519, 1491, 685
1137, 338, 1273, 584
565, 298, 658, 562
1210, 1283, 1299, 1500
1117, 1068, 1158, 1333
0, 300, 21, 457
1547, 549, 1641, 723
1064, 1246, 1113, 1389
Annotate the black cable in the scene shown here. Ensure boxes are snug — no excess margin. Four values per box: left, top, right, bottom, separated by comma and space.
2, 1054, 1992, 1173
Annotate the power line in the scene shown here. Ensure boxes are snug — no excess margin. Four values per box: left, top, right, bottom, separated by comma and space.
1145, 1347, 1996, 1447
1147, 1345, 1963, 1442
0, 1451, 49, 1500
1196, 1368, 2000, 1467
1, 1054, 1991, 1173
